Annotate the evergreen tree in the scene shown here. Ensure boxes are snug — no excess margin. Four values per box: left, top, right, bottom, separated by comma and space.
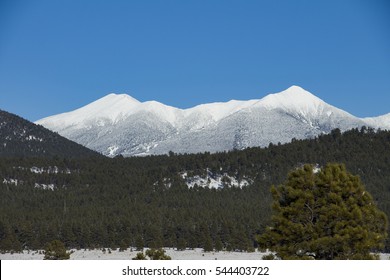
132, 248, 171, 260
132, 252, 147, 260
176, 237, 187, 251
43, 240, 71, 260
135, 235, 144, 251
258, 164, 388, 259
203, 235, 213, 252
215, 236, 224, 252
145, 248, 171, 260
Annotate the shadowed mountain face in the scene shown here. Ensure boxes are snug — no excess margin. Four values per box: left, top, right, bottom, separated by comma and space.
0, 109, 101, 158
36, 86, 385, 157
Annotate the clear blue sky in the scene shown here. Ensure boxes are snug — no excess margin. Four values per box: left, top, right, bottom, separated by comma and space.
0, 0, 389, 121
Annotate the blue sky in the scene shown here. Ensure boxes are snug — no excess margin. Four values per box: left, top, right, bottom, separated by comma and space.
0, 0, 389, 121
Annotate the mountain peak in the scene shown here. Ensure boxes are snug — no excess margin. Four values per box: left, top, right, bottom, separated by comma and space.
75, 93, 141, 123
103, 93, 140, 104
266, 85, 320, 100
258, 85, 325, 114
36, 93, 141, 128
285, 85, 307, 92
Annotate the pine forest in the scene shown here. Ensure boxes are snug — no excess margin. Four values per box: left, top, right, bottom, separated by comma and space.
1, 127, 390, 253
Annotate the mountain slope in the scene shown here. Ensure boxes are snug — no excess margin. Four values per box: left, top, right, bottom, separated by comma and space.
35, 86, 380, 157
0, 109, 101, 158
363, 113, 390, 130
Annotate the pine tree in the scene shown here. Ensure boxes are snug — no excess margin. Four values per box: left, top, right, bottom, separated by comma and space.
43, 240, 71, 260
135, 235, 144, 251
258, 164, 388, 259
176, 237, 187, 251
215, 236, 224, 252
203, 235, 213, 252
132, 252, 147, 260
145, 248, 171, 260
132, 248, 171, 260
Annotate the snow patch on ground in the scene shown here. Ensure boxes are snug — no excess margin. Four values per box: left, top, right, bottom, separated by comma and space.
1, 248, 389, 260
2, 178, 19, 185
30, 166, 60, 174
26, 135, 43, 142
0, 248, 267, 260
181, 170, 252, 189
17, 166, 70, 174
34, 183, 55, 191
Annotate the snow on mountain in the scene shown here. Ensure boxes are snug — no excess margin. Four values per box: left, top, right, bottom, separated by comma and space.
257, 85, 324, 113
35, 86, 387, 157
363, 113, 390, 130
37, 93, 141, 129
255, 85, 363, 130
185, 99, 260, 122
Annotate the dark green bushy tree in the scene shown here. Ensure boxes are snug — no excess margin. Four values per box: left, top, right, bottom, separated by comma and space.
146, 248, 171, 260
132, 252, 147, 260
258, 164, 388, 259
43, 240, 71, 260
132, 248, 171, 260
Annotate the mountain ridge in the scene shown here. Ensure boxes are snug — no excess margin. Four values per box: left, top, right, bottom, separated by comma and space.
0, 109, 101, 158
35, 86, 390, 157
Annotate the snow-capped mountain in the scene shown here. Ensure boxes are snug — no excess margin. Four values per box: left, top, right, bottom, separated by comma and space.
35, 86, 387, 157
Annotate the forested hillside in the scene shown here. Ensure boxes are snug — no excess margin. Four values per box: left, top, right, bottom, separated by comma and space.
0, 109, 101, 158
1, 127, 389, 252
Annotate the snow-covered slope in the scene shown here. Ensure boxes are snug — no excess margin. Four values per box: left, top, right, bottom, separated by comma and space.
37, 93, 180, 128
363, 113, 390, 130
35, 86, 385, 157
